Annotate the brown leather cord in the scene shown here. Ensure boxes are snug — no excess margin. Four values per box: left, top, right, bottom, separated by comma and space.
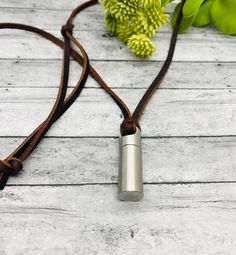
0, 24, 90, 189
132, 0, 185, 121
0, 23, 128, 161
0, 1, 130, 189
0, 0, 185, 189
63, 0, 185, 135
66, 0, 132, 119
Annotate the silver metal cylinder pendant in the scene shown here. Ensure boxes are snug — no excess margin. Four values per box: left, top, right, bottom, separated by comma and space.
118, 128, 143, 201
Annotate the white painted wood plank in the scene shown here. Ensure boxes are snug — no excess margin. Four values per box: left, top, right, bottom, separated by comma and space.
0, 8, 221, 34
0, 30, 235, 61
1, 137, 236, 184
0, 60, 235, 89
0, 0, 99, 10
0, 1, 234, 254
0, 88, 235, 137
0, 0, 179, 11
0, 8, 107, 31
0, 184, 236, 255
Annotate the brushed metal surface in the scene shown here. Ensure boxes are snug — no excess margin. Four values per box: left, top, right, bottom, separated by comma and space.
118, 128, 143, 202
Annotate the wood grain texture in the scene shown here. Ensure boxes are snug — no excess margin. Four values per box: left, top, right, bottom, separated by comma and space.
0, 8, 221, 34
0, 0, 101, 10
0, 88, 235, 137
0, 8, 107, 31
0, 0, 179, 11
0, 184, 236, 255
0, 30, 235, 61
1, 60, 235, 89
0, 137, 236, 185
0, 0, 236, 254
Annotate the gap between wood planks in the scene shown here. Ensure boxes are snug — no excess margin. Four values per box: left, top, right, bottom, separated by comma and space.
6, 181, 236, 187
2, 135, 236, 138
0, 87, 235, 90
1, 3, 235, 189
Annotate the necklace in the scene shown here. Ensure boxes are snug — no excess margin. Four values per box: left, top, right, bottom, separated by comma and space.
0, 23, 90, 189
69, 0, 185, 201
0, 0, 185, 202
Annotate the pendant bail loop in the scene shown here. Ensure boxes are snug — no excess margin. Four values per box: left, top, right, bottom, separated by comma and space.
120, 118, 141, 136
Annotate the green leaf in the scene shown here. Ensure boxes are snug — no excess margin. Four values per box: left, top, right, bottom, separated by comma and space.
193, 0, 214, 27
161, 0, 174, 7
211, 0, 236, 35
183, 0, 205, 18
172, 2, 197, 33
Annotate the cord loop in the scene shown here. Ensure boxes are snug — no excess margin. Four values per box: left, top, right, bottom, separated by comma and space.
61, 23, 74, 37
120, 118, 140, 136
0, 158, 23, 176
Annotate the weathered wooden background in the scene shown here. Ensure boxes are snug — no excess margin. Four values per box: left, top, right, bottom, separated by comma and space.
0, 1, 236, 254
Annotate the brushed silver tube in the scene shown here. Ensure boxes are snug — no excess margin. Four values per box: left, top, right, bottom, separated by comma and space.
118, 128, 143, 201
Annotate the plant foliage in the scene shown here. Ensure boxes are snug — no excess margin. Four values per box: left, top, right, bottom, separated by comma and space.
172, 0, 236, 35
100, 0, 171, 57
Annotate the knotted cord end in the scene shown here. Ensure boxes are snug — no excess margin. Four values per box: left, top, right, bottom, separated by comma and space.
61, 23, 74, 37
120, 118, 141, 136
0, 158, 23, 176
0, 158, 23, 190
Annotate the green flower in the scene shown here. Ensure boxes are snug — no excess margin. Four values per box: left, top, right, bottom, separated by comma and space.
127, 34, 156, 57
146, 5, 169, 30
139, 0, 160, 8
99, 0, 169, 57
105, 12, 117, 33
132, 10, 155, 37
109, 1, 137, 22
116, 23, 133, 42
